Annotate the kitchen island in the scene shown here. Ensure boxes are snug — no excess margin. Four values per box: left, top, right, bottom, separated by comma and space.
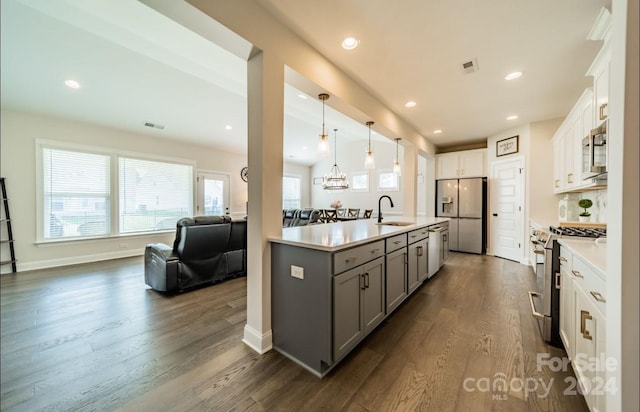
269, 217, 450, 377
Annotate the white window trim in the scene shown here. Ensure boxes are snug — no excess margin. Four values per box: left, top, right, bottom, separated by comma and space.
377, 169, 400, 192
350, 170, 370, 192
35, 139, 196, 243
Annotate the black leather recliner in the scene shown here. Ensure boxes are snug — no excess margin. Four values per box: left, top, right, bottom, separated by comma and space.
144, 216, 246, 293
282, 208, 320, 227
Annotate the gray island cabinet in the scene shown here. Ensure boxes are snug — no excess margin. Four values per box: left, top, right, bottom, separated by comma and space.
270, 217, 449, 377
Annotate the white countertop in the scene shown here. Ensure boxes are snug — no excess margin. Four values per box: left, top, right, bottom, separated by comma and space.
270, 217, 450, 252
558, 238, 607, 278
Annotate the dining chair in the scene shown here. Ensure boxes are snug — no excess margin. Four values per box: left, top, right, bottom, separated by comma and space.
348, 208, 360, 218
336, 208, 346, 218
325, 209, 338, 222
363, 209, 373, 219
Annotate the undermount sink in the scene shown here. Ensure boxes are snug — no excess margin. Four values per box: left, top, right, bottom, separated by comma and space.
376, 221, 414, 226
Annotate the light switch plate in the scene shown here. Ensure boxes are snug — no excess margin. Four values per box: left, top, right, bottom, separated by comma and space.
291, 265, 304, 279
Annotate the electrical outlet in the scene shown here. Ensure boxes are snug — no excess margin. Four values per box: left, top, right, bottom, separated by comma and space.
291, 265, 304, 280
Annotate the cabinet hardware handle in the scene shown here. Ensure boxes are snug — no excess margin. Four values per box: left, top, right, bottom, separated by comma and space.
567, 173, 573, 184
345, 257, 357, 263
599, 103, 608, 120
559, 256, 567, 263
555, 179, 560, 188
393, 241, 402, 244
370, 248, 380, 253
555, 272, 561, 289
410, 235, 417, 238
580, 310, 593, 340
571, 270, 583, 278
590, 291, 606, 303
534, 249, 545, 255
361, 274, 366, 290
364, 272, 370, 288
417, 246, 423, 256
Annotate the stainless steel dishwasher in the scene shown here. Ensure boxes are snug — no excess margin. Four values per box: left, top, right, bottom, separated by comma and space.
428, 225, 446, 278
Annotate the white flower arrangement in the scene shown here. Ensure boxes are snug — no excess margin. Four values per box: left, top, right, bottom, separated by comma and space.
330, 200, 343, 209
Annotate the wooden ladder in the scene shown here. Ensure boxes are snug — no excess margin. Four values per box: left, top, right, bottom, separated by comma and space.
1, 177, 17, 273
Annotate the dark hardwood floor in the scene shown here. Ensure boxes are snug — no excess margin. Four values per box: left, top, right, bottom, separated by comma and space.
1, 253, 588, 411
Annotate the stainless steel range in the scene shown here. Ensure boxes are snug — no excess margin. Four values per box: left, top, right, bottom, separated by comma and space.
528, 225, 606, 347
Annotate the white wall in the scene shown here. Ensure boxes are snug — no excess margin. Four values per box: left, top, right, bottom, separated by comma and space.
529, 118, 563, 226
0, 109, 249, 272
310, 139, 404, 215
283, 162, 311, 207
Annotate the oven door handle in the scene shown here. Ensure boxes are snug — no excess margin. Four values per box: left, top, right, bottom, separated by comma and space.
528, 291, 545, 319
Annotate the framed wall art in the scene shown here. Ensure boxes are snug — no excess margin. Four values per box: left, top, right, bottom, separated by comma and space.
496, 135, 519, 157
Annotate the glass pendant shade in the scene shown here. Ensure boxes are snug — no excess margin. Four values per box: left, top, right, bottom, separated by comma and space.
323, 129, 349, 191
364, 151, 376, 169
364, 121, 375, 170
317, 93, 331, 157
393, 138, 402, 176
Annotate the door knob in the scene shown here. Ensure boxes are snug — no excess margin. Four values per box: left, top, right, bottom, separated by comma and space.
492, 213, 498, 217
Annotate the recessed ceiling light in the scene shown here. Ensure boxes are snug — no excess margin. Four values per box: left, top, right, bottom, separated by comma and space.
225, 125, 233, 130
505, 71, 523, 80
64, 79, 81, 89
405, 101, 417, 108
297, 94, 308, 100
506, 115, 519, 120
433, 129, 443, 134
341, 37, 359, 50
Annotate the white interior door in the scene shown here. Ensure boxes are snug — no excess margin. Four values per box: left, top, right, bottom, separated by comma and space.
196, 171, 230, 216
490, 158, 524, 262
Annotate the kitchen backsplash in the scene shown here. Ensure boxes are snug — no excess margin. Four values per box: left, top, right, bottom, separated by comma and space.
562, 190, 607, 223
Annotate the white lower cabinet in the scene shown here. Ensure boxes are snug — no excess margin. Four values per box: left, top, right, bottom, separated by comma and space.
559, 245, 608, 412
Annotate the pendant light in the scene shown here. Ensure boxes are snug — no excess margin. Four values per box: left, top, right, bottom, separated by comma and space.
322, 129, 349, 190
393, 138, 402, 176
364, 121, 376, 169
317, 93, 330, 157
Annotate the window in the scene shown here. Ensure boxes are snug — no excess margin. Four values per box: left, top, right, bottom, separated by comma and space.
119, 157, 193, 233
378, 170, 400, 191
38, 140, 194, 241
42, 147, 111, 239
282, 176, 301, 209
351, 171, 369, 192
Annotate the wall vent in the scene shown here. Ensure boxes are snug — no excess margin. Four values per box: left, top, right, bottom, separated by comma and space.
144, 122, 165, 130
461, 58, 479, 74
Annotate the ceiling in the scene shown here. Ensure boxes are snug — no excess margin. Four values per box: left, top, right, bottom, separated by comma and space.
1, 0, 608, 166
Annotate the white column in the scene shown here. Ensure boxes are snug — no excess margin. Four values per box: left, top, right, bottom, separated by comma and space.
402, 144, 417, 216
243, 50, 284, 353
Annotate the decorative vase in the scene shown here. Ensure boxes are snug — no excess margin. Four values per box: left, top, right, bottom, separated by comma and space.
578, 215, 591, 223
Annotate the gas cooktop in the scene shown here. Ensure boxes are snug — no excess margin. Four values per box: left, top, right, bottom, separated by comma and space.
549, 226, 607, 238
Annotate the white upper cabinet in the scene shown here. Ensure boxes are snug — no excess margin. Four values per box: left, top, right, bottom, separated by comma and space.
436, 149, 486, 179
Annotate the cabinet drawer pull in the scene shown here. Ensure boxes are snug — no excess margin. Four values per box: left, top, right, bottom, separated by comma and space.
571, 270, 583, 278
567, 173, 573, 184
580, 310, 593, 340
370, 248, 381, 254
393, 240, 402, 245
599, 103, 608, 120
555, 179, 560, 188
555, 272, 561, 289
559, 256, 567, 263
364, 272, 370, 289
417, 246, 424, 256
345, 257, 357, 263
590, 291, 606, 303
361, 274, 366, 290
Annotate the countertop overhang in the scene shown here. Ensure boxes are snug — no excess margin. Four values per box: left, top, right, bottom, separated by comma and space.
269, 217, 450, 252
558, 238, 607, 278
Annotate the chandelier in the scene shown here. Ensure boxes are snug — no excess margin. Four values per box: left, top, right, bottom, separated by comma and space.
323, 129, 349, 191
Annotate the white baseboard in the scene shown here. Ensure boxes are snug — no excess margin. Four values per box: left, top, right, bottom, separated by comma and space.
15, 249, 143, 273
242, 324, 273, 354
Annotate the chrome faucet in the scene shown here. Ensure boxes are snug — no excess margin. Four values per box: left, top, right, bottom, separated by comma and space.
377, 195, 394, 223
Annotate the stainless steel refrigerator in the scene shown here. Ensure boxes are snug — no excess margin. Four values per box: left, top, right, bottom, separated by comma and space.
436, 178, 486, 254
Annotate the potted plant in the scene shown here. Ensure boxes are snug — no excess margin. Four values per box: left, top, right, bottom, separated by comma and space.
578, 199, 593, 222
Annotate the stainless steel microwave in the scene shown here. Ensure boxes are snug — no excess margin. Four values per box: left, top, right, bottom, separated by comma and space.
582, 121, 607, 180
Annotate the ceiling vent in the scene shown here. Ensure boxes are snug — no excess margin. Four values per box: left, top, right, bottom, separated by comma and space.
461, 59, 479, 74
144, 122, 165, 130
